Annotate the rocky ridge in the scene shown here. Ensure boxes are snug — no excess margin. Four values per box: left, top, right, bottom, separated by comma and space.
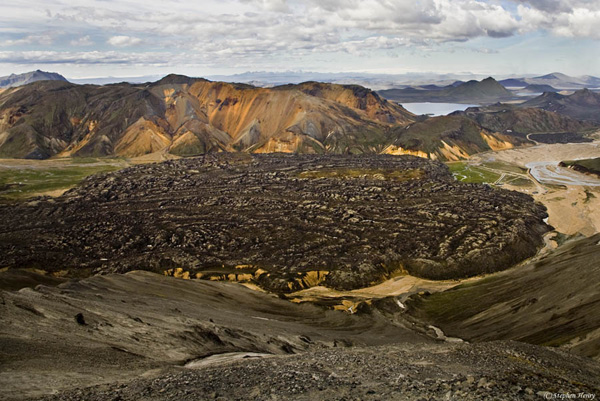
33, 342, 600, 401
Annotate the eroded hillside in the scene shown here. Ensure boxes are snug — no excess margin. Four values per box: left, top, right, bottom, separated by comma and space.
406, 234, 600, 360
0, 76, 414, 159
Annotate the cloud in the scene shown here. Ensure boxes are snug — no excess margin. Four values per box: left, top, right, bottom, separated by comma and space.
0, 50, 175, 65
107, 35, 142, 47
517, 0, 600, 39
240, 0, 290, 13
518, 0, 572, 13
0, 0, 596, 72
70, 35, 93, 46
1, 34, 54, 47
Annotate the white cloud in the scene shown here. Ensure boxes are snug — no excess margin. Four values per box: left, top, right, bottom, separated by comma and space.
1, 34, 54, 47
0, 0, 597, 74
517, 1, 600, 39
70, 35, 93, 46
107, 35, 142, 47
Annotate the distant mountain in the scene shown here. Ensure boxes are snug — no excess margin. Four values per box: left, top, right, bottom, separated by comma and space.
500, 73, 600, 90
520, 89, 600, 122
0, 70, 68, 89
0, 76, 414, 159
498, 78, 528, 88
205, 71, 485, 91
580, 75, 600, 87
69, 75, 163, 85
378, 77, 514, 104
447, 77, 513, 100
449, 80, 465, 87
520, 84, 558, 93
527, 73, 587, 89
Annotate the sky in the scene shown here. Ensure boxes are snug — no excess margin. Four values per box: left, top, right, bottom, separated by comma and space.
0, 0, 599, 79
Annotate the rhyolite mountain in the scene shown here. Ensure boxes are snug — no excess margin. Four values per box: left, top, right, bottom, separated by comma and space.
0, 70, 67, 89
383, 107, 593, 160
384, 114, 529, 160
0, 75, 595, 161
0, 76, 415, 159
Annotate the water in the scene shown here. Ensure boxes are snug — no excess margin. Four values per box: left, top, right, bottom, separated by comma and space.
516, 92, 542, 97
400, 102, 479, 116
527, 161, 600, 186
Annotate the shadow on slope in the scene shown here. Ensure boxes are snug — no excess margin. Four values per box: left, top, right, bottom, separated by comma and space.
406, 234, 600, 360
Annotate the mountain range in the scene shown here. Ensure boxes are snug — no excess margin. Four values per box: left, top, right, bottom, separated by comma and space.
0, 73, 597, 161
0, 70, 67, 89
377, 77, 517, 104
0, 76, 414, 159
500, 72, 600, 89
518, 88, 600, 122
3, 69, 598, 91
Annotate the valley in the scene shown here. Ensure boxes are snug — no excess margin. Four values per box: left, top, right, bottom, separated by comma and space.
3, 270, 599, 401
2, 141, 600, 400
470, 139, 600, 236
0, 158, 129, 201
1, 76, 600, 400
2, 0, 600, 395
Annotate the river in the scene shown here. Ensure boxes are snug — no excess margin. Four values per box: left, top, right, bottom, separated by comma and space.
527, 161, 600, 186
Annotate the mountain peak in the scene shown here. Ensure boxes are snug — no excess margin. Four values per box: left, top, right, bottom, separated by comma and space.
536, 72, 568, 80
0, 70, 68, 89
568, 88, 600, 104
153, 74, 207, 86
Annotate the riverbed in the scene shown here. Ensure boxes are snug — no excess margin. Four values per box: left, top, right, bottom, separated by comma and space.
528, 161, 600, 186
471, 138, 600, 235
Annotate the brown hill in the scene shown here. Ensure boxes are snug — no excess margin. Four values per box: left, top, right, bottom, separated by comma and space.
383, 115, 528, 161
0, 76, 414, 159
520, 89, 600, 122
461, 106, 593, 136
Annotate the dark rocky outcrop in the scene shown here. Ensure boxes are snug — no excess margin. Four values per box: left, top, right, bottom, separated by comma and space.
0, 154, 550, 291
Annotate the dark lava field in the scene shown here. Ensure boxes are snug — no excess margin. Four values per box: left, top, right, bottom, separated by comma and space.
0, 154, 549, 292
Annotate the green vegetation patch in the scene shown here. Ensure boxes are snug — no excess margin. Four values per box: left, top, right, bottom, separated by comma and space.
504, 177, 534, 187
481, 161, 527, 174
297, 167, 424, 181
562, 157, 600, 176
0, 164, 123, 201
409, 276, 500, 323
584, 189, 597, 203
447, 162, 501, 184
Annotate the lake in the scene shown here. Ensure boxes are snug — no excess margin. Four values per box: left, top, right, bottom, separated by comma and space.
400, 102, 479, 116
